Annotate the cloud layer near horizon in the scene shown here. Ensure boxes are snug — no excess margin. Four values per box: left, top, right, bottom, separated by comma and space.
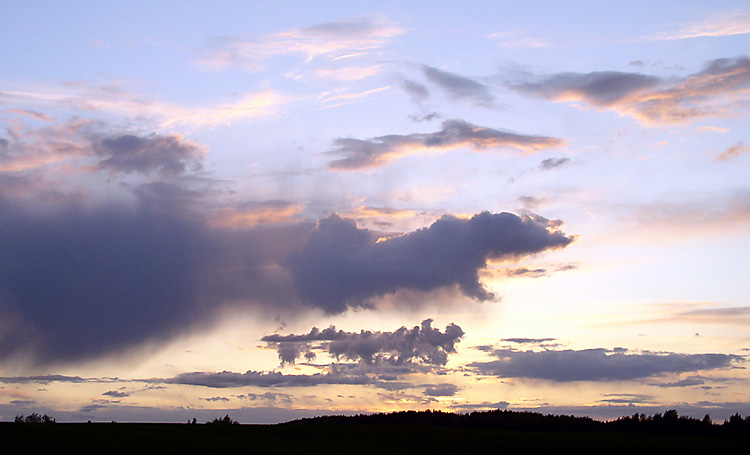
469, 348, 741, 382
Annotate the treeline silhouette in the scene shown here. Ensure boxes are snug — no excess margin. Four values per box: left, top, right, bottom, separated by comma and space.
286, 409, 750, 435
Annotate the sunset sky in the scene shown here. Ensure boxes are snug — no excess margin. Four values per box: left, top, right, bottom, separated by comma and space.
1, 1, 749, 423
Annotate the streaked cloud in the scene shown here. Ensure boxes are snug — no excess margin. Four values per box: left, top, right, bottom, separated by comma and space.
488, 31, 551, 49
507, 56, 750, 125
195, 18, 403, 70
643, 10, 750, 41
328, 119, 565, 170
1, 85, 286, 129
539, 157, 570, 170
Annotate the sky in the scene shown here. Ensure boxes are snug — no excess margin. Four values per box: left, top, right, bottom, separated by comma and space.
1, 1, 749, 423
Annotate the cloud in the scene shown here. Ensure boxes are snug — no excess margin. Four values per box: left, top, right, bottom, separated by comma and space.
488, 32, 551, 49
196, 18, 403, 70
507, 56, 750, 125
503, 267, 548, 278
714, 141, 749, 162
0, 188, 316, 364
539, 157, 570, 170
0, 375, 91, 384
262, 319, 464, 366
103, 390, 130, 398
285, 211, 574, 313
2, 84, 284, 129
643, 10, 750, 41
468, 348, 741, 382
421, 65, 496, 107
649, 378, 706, 388
401, 79, 430, 104
168, 370, 383, 389
500, 338, 556, 344
92, 133, 207, 175
328, 119, 565, 170
422, 383, 459, 397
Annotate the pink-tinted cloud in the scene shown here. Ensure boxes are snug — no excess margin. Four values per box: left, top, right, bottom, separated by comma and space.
508, 56, 750, 125
328, 119, 565, 170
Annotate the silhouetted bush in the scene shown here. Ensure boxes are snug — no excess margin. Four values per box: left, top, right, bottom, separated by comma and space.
206, 414, 238, 425
14, 413, 55, 424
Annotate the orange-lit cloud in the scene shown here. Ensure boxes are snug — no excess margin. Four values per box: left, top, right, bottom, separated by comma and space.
509, 56, 750, 126
713, 141, 749, 162
642, 10, 750, 41
1, 85, 286, 129
328, 119, 565, 170
209, 202, 303, 229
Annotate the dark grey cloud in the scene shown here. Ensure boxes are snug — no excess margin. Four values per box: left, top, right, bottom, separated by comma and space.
0, 374, 91, 384
93, 133, 205, 175
0, 121, 204, 177
650, 378, 705, 388
510, 71, 660, 106
450, 401, 510, 412
539, 157, 570, 170
328, 119, 564, 170
102, 390, 130, 398
262, 319, 464, 366
504, 267, 548, 278
422, 65, 495, 107
285, 211, 574, 313
507, 56, 750, 125
596, 393, 654, 404
501, 338, 557, 344
401, 79, 430, 104
168, 370, 379, 389
422, 383, 458, 397
235, 392, 292, 403
202, 396, 230, 402
468, 348, 741, 382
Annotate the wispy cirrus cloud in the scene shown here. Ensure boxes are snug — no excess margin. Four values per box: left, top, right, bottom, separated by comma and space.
195, 18, 403, 71
642, 10, 750, 41
1, 84, 286, 129
488, 31, 551, 49
328, 119, 565, 170
507, 56, 750, 125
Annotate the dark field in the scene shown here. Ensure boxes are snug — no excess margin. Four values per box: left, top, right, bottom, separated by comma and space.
3, 422, 748, 454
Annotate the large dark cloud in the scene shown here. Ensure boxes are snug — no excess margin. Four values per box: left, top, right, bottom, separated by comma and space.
507, 56, 750, 125
422, 65, 496, 107
0, 190, 313, 365
328, 119, 565, 170
468, 348, 741, 382
285, 211, 574, 313
262, 319, 464, 366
